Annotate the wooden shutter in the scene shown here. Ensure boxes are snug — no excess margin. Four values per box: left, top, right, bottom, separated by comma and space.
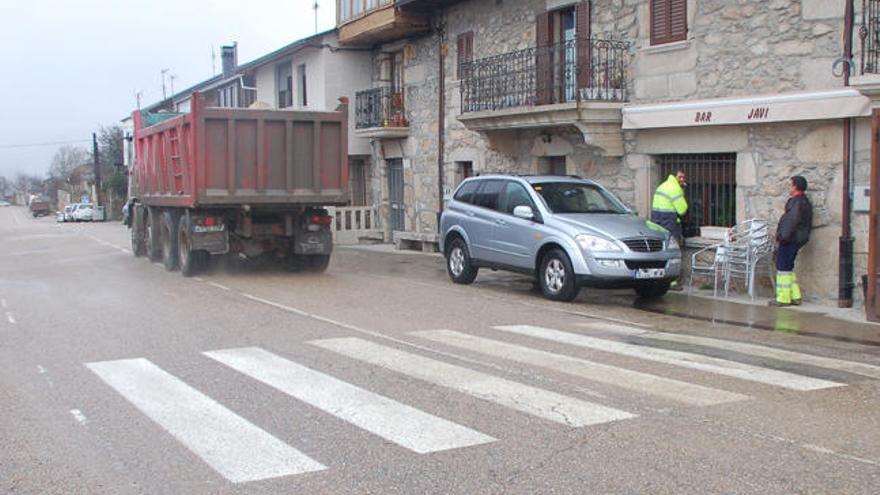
575, 1, 592, 90
536, 12, 552, 105
651, 0, 686, 45
457, 31, 474, 80
669, 0, 687, 42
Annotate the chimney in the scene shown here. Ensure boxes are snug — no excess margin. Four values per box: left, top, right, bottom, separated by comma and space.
221, 43, 238, 78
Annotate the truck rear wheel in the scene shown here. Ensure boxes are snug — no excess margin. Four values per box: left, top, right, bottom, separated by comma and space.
161, 210, 180, 271
177, 215, 207, 277
305, 255, 330, 273
131, 205, 146, 257
145, 207, 162, 262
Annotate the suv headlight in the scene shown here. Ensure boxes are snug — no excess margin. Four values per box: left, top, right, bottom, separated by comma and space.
576, 234, 622, 252
667, 237, 680, 251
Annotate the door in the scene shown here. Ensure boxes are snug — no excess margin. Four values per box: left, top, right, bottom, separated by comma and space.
868, 109, 880, 321
468, 179, 505, 260
493, 181, 541, 269
387, 159, 405, 232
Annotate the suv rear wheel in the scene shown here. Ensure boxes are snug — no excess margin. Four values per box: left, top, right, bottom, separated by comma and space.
539, 248, 580, 302
446, 238, 478, 284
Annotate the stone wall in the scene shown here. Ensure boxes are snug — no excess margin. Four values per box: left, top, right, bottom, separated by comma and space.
632, 0, 847, 102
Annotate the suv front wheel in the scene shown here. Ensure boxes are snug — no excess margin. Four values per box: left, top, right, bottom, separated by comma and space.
539, 248, 580, 302
446, 238, 478, 284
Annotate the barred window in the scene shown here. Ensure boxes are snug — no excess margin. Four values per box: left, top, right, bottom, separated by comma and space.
658, 153, 736, 237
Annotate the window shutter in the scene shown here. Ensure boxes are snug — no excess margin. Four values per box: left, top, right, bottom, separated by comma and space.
536, 12, 552, 104
576, 1, 592, 90
652, 0, 686, 45
669, 0, 687, 41
457, 31, 474, 80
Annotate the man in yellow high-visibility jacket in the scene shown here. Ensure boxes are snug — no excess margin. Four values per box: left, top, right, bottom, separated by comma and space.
651, 171, 688, 289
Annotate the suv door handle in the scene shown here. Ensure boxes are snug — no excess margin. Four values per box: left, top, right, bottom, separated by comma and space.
495, 219, 507, 226
466, 211, 476, 217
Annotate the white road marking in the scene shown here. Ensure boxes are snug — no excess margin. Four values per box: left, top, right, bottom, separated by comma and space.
208, 282, 231, 291
70, 409, 88, 425
581, 322, 880, 380
206, 347, 495, 453
311, 337, 635, 427
36, 365, 47, 374
121, 248, 131, 254
1, 299, 6, 309
413, 330, 748, 407
494, 325, 845, 392
6, 312, 15, 324
86, 358, 324, 483
110, 244, 121, 250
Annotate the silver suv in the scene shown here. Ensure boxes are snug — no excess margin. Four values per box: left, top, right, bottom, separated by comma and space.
440, 175, 682, 301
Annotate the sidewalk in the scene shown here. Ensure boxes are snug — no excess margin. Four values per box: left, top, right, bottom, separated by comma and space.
339, 242, 880, 345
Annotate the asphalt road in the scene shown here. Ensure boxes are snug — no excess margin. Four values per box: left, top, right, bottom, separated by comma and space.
2, 205, 880, 494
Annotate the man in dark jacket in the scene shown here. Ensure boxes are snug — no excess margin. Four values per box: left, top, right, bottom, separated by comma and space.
770, 175, 812, 306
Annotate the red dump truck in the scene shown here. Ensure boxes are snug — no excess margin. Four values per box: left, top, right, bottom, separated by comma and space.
126, 92, 348, 276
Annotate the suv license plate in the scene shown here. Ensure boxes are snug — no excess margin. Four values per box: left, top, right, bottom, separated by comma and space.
635, 268, 665, 279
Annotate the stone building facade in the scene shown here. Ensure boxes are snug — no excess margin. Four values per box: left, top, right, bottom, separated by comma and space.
341, 0, 872, 308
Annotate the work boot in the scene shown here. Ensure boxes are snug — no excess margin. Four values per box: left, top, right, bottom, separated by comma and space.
791, 299, 802, 306
669, 280, 684, 292
768, 299, 791, 307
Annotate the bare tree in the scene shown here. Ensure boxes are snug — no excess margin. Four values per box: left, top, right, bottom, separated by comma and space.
49, 145, 90, 182
0, 175, 12, 199
13, 173, 44, 195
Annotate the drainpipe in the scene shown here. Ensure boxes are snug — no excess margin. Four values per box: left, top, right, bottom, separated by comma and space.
840, 0, 855, 307
436, 19, 447, 232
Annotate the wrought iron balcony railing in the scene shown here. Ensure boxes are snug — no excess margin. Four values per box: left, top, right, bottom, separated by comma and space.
355, 86, 408, 129
861, 0, 880, 74
460, 37, 629, 113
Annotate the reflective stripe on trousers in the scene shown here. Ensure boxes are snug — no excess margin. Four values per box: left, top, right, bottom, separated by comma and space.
775, 271, 801, 304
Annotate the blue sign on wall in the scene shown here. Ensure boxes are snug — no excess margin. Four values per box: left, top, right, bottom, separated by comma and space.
81, 195, 90, 204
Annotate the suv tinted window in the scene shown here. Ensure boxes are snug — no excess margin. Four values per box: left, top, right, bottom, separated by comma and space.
473, 180, 504, 211
453, 180, 480, 204
499, 181, 534, 214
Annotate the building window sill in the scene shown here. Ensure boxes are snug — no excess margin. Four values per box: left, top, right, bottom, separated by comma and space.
640, 39, 692, 55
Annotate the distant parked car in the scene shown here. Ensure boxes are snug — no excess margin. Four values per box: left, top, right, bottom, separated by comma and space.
0, 200, 11, 207
72, 203, 95, 222
440, 175, 682, 301
62, 204, 78, 222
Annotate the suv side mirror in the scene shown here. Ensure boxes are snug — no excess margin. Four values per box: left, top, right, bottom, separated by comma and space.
513, 205, 534, 220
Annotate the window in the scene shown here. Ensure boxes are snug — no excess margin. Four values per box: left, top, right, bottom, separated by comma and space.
658, 153, 737, 237
297, 64, 307, 107
349, 158, 368, 206
532, 182, 627, 214
453, 180, 480, 204
457, 31, 474, 79
651, 0, 687, 45
277, 63, 293, 108
540, 156, 567, 176
217, 85, 238, 108
499, 182, 535, 215
338, 0, 393, 24
473, 180, 504, 210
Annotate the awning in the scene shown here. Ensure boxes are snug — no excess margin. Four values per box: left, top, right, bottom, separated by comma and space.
622, 89, 871, 130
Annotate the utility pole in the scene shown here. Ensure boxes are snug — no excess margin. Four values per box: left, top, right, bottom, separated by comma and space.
313, 1, 319, 34
92, 132, 102, 207
161, 68, 170, 101
170, 74, 177, 102
211, 45, 217, 76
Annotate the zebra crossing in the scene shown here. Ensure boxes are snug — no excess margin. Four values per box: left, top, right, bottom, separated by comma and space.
85, 323, 875, 484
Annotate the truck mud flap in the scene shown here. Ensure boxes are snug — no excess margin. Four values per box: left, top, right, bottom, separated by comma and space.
293, 231, 332, 255
192, 230, 229, 254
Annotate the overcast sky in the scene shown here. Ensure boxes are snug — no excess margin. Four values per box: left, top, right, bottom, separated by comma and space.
0, 0, 335, 179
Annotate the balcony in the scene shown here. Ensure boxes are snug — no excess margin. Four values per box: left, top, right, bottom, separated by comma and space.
337, 0, 429, 46
457, 37, 629, 143
354, 86, 409, 139
854, 0, 880, 95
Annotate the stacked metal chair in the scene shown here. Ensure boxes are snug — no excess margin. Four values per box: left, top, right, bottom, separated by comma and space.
688, 218, 773, 300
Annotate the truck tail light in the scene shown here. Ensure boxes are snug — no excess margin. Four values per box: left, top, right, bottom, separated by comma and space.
309, 215, 332, 226
194, 216, 217, 227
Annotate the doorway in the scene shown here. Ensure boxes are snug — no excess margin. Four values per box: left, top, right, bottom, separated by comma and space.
387, 159, 405, 232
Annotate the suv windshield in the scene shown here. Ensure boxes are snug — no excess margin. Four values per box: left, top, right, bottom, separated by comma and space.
532, 182, 627, 214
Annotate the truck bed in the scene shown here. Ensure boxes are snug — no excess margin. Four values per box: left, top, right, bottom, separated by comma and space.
132, 93, 349, 209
